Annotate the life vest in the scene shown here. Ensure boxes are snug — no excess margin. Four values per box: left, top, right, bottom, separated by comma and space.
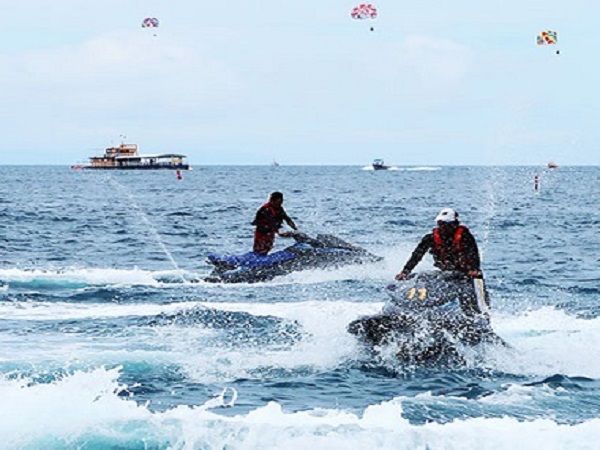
262, 202, 278, 219
253, 202, 282, 234
431, 225, 472, 272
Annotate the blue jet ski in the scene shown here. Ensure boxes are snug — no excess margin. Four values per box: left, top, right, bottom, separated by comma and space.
348, 271, 506, 364
205, 232, 382, 283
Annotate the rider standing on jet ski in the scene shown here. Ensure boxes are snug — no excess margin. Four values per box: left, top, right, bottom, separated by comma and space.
252, 192, 298, 255
395, 208, 487, 317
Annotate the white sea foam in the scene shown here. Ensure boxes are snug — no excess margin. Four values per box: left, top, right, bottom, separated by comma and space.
402, 166, 442, 171
0, 299, 202, 321
361, 165, 399, 171
0, 367, 597, 450
0, 266, 215, 290
182, 300, 600, 381
478, 383, 553, 406
3, 292, 600, 380
361, 166, 440, 171
489, 307, 600, 378
267, 242, 425, 286
0, 300, 215, 366
175, 299, 600, 382
0, 267, 162, 288
1, 260, 598, 381
0, 296, 379, 380
178, 300, 382, 383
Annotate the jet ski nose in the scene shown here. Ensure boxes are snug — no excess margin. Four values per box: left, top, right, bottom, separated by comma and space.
385, 283, 398, 292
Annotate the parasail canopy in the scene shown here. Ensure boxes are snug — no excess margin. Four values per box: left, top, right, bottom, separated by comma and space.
351, 3, 377, 20
536, 30, 557, 45
141, 17, 160, 28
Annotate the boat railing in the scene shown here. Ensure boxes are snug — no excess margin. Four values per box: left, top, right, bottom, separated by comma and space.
118, 159, 188, 167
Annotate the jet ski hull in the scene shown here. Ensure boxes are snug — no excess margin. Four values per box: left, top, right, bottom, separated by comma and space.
348, 271, 505, 364
205, 233, 382, 283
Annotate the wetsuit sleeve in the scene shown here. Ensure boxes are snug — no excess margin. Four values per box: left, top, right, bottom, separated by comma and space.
400, 233, 433, 275
461, 229, 481, 271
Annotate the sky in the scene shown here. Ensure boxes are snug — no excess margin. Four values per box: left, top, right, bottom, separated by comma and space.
0, 0, 597, 165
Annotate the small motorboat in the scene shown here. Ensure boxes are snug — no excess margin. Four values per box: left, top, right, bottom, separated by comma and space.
372, 159, 391, 170
348, 271, 506, 365
205, 232, 382, 283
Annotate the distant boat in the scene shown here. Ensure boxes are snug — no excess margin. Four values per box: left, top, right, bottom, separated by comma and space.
272, 159, 280, 167
73, 143, 191, 170
547, 162, 559, 169
372, 159, 391, 170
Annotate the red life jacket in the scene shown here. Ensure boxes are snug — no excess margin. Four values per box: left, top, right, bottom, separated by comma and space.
431, 225, 471, 272
254, 202, 281, 234
262, 202, 277, 219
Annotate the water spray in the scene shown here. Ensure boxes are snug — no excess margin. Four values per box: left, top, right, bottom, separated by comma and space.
106, 174, 187, 283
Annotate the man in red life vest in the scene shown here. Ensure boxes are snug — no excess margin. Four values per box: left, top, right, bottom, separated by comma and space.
395, 208, 487, 317
252, 192, 298, 255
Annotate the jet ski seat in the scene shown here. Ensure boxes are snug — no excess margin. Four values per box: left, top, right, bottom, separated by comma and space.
207, 250, 296, 269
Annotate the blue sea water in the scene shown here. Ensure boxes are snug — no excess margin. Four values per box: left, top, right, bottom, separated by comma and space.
0, 165, 598, 449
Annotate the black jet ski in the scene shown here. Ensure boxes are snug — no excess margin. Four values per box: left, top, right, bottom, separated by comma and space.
348, 271, 506, 365
205, 232, 382, 283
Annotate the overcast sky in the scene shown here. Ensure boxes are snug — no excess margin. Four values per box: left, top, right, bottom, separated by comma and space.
0, 0, 596, 165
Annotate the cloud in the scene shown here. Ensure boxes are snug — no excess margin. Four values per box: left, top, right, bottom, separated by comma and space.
0, 32, 243, 116
371, 34, 473, 106
400, 35, 471, 85
0, 5, 595, 165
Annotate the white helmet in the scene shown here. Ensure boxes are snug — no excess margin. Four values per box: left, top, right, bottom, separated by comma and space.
435, 208, 459, 223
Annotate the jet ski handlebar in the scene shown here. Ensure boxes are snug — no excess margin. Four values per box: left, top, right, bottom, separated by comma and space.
405, 270, 476, 282
288, 231, 325, 247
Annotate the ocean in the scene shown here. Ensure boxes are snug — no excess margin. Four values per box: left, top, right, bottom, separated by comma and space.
0, 165, 598, 449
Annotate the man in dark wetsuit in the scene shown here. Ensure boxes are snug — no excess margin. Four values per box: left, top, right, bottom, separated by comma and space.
395, 208, 488, 317
252, 192, 298, 255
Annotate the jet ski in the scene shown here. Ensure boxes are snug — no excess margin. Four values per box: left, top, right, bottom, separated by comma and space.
205, 232, 382, 283
348, 271, 506, 365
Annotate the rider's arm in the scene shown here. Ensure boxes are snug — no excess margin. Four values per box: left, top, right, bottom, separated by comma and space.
281, 208, 298, 230
462, 230, 482, 274
398, 233, 433, 277
285, 217, 298, 230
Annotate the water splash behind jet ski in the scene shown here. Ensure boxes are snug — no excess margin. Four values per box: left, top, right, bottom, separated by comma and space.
205, 232, 382, 283
348, 271, 506, 365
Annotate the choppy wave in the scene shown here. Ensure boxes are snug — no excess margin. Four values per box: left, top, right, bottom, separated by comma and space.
0, 267, 163, 289
3, 296, 600, 382
0, 267, 216, 292
1, 367, 598, 450
1, 166, 598, 447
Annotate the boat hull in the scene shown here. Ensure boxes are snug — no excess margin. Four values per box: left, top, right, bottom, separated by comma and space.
80, 165, 191, 170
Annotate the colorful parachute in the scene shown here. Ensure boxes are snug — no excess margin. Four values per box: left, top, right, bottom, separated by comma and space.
141, 17, 159, 28
537, 30, 559, 54
537, 30, 557, 46
351, 3, 377, 20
